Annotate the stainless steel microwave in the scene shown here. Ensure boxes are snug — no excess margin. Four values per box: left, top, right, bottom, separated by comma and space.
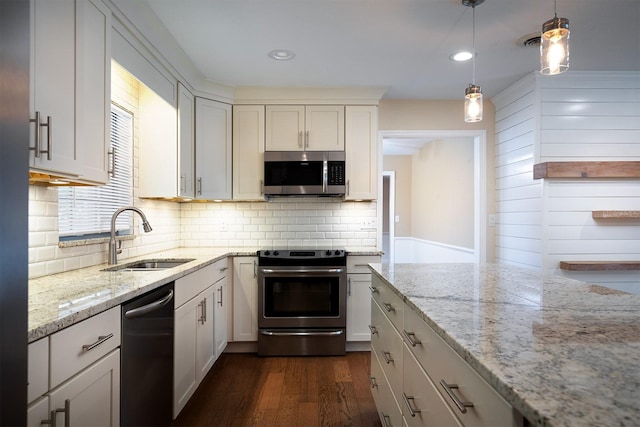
263, 151, 346, 196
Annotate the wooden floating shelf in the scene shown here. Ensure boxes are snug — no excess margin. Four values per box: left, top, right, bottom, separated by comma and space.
560, 261, 640, 271
592, 210, 640, 219
533, 161, 640, 180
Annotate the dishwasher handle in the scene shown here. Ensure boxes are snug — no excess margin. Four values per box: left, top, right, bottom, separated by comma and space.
124, 289, 174, 319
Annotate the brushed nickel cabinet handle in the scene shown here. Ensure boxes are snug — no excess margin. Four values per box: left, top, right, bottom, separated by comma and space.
403, 330, 422, 347
368, 325, 378, 335
30, 111, 41, 158
41, 116, 52, 160
305, 130, 309, 148
82, 333, 114, 352
381, 350, 393, 364
369, 376, 378, 389
383, 302, 395, 312
402, 392, 421, 417
381, 413, 393, 427
440, 380, 474, 414
369, 286, 379, 294
197, 177, 202, 195
42, 398, 70, 427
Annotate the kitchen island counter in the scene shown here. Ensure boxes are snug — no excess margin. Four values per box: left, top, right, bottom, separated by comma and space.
370, 262, 639, 427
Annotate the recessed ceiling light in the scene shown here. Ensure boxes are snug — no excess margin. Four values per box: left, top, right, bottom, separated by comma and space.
268, 49, 296, 61
450, 51, 473, 62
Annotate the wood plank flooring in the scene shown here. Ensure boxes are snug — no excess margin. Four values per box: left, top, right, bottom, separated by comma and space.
172, 352, 382, 427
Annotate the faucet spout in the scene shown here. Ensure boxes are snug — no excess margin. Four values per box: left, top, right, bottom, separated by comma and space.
108, 206, 153, 265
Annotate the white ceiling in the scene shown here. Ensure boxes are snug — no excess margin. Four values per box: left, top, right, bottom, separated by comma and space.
140, 0, 640, 100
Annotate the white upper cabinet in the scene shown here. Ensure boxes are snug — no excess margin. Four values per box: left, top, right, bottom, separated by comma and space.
265, 105, 345, 151
195, 97, 232, 200
345, 105, 378, 200
177, 83, 195, 198
30, 0, 111, 184
233, 105, 265, 200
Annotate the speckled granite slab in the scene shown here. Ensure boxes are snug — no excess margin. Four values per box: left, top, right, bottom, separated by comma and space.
28, 246, 379, 342
369, 262, 640, 427
28, 247, 257, 342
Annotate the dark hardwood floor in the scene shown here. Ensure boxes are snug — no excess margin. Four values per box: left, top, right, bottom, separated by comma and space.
172, 351, 382, 427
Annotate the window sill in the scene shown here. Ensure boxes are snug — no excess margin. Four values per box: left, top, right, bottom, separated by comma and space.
58, 234, 135, 249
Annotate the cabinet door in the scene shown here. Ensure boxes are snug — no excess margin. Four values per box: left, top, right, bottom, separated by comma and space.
195, 97, 232, 200
75, 0, 111, 184
174, 294, 200, 417
214, 277, 228, 358
30, 0, 77, 175
305, 105, 344, 151
233, 105, 265, 200
265, 105, 305, 151
196, 286, 216, 382
178, 83, 195, 198
232, 257, 259, 341
48, 349, 120, 427
403, 345, 462, 427
347, 274, 372, 341
27, 396, 49, 427
345, 105, 378, 200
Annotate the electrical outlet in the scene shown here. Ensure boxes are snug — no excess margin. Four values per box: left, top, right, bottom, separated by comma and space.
395, 215, 400, 223
488, 214, 496, 227
220, 221, 228, 231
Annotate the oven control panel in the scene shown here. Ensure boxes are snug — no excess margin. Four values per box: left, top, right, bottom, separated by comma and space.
258, 249, 346, 266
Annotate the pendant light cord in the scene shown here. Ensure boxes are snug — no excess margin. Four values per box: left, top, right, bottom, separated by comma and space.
472, 4, 476, 85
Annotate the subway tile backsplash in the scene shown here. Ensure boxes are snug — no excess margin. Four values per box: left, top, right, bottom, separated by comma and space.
28, 186, 377, 279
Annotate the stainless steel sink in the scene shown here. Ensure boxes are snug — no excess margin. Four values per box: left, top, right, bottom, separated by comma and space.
102, 258, 195, 272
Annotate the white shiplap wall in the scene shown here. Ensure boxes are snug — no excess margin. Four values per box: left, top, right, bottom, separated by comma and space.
492, 71, 640, 294
492, 73, 543, 269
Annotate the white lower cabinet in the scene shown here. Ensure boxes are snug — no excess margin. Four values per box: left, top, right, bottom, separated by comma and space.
370, 349, 403, 427
28, 307, 121, 427
232, 257, 259, 342
174, 259, 228, 418
48, 349, 120, 427
370, 275, 522, 427
346, 255, 380, 342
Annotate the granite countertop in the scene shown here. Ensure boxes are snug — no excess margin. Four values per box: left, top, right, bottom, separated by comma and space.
28, 246, 379, 343
369, 262, 640, 427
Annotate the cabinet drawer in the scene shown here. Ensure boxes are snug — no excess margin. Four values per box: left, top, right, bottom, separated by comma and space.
404, 307, 519, 427
50, 306, 121, 389
347, 255, 379, 274
403, 343, 462, 427
371, 275, 403, 332
370, 350, 403, 427
371, 299, 403, 399
176, 259, 229, 308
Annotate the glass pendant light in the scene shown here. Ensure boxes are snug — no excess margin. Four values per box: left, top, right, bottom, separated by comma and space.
463, 0, 483, 123
540, 0, 569, 75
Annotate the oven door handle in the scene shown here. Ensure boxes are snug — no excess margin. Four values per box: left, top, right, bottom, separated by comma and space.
260, 330, 344, 337
259, 268, 344, 274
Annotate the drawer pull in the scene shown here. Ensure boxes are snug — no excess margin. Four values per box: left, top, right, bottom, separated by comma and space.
402, 392, 422, 417
402, 330, 422, 346
368, 325, 378, 335
369, 376, 378, 389
440, 380, 474, 414
369, 286, 379, 294
381, 413, 393, 427
41, 398, 70, 427
381, 351, 394, 364
383, 302, 395, 312
81, 333, 114, 352
219, 266, 228, 272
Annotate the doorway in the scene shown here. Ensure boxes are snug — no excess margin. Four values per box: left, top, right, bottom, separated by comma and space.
378, 130, 487, 263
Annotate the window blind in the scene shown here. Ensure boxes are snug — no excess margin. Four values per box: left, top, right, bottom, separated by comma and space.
58, 103, 133, 238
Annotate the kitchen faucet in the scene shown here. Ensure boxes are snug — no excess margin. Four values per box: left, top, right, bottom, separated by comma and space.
108, 206, 152, 265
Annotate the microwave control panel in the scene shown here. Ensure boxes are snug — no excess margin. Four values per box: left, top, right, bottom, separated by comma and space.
328, 161, 345, 185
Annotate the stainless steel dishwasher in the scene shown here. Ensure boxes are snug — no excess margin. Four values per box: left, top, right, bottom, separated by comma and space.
121, 282, 174, 427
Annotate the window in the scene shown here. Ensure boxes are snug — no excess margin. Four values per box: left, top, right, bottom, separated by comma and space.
58, 103, 133, 240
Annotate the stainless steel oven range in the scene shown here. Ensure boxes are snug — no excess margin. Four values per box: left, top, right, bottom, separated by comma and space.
257, 249, 347, 356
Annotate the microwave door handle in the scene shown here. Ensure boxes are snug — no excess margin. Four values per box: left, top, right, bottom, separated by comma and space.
322, 158, 328, 193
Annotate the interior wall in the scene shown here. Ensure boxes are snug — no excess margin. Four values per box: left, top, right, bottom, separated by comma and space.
378, 99, 496, 261
411, 139, 474, 248
382, 156, 412, 237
